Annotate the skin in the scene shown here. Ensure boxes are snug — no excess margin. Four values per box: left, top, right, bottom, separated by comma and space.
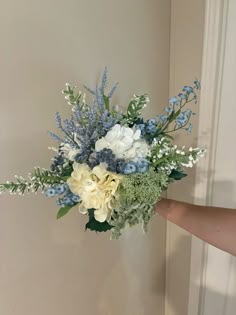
155, 199, 236, 256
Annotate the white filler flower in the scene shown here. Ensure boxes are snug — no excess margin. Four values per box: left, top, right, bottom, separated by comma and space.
95, 124, 150, 160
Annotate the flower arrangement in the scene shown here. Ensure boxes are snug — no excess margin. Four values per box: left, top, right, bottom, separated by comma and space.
0, 68, 205, 239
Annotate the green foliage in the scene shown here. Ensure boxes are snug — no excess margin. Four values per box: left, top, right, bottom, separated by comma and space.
62, 84, 83, 107
110, 203, 156, 239
102, 93, 110, 111
0, 168, 64, 195
109, 168, 169, 239
169, 169, 187, 181
57, 204, 75, 219
85, 209, 113, 232
124, 94, 149, 125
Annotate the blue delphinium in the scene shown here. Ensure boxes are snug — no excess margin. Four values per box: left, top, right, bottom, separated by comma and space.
178, 93, 187, 100
182, 86, 194, 94
169, 96, 179, 106
185, 123, 193, 134
176, 110, 192, 127
194, 79, 201, 90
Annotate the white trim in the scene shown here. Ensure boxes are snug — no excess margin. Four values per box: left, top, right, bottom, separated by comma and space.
188, 1, 229, 315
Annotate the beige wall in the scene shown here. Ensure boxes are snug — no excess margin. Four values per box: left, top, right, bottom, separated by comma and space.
0, 1, 170, 315
166, 1, 205, 315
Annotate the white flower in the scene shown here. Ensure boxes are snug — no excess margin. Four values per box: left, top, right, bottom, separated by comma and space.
67, 163, 122, 222
95, 124, 150, 160
60, 143, 80, 161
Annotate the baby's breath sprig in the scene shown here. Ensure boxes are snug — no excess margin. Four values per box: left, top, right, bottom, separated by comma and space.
149, 137, 206, 174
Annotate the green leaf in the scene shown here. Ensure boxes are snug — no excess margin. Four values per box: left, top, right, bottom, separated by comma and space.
85, 209, 113, 232
103, 94, 110, 111
57, 205, 75, 219
169, 169, 187, 181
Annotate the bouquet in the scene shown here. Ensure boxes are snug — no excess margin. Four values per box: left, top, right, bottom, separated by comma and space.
0, 68, 205, 239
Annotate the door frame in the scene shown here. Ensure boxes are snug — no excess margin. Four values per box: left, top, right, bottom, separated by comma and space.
166, 0, 230, 314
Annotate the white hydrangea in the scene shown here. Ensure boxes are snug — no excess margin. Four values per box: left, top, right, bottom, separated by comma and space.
95, 124, 150, 161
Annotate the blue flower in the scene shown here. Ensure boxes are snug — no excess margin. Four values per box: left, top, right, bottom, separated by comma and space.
136, 123, 146, 135
146, 124, 156, 134
182, 86, 193, 94
55, 184, 67, 195
71, 194, 80, 203
178, 93, 187, 100
45, 188, 57, 197
136, 159, 149, 173
169, 96, 179, 106
176, 113, 189, 127
165, 107, 174, 113
62, 196, 74, 206
122, 162, 137, 174
194, 80, 201, 90
147, 118, 157, 125
185, 123, 193, 134
157, 114, 168, 123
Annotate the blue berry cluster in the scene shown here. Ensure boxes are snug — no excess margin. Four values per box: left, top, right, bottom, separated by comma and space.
88, 149, 150, 175
122, 159, 150, 175
88, 148, 121, 172
45, 184, 80, 207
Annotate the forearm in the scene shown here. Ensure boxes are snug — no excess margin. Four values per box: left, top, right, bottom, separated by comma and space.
156, 199, 236, 256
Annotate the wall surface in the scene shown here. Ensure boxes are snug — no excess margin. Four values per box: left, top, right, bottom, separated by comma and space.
0, 1, 170, 315
166, 1, 205, 315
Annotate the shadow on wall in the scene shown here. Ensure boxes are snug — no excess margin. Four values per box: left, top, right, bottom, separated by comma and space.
160, 234, 236, 315
161, 178, 236, 315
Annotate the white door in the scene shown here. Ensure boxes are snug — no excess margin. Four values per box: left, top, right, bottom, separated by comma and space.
188, 0, 236, 314
167, 1, 236, 315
